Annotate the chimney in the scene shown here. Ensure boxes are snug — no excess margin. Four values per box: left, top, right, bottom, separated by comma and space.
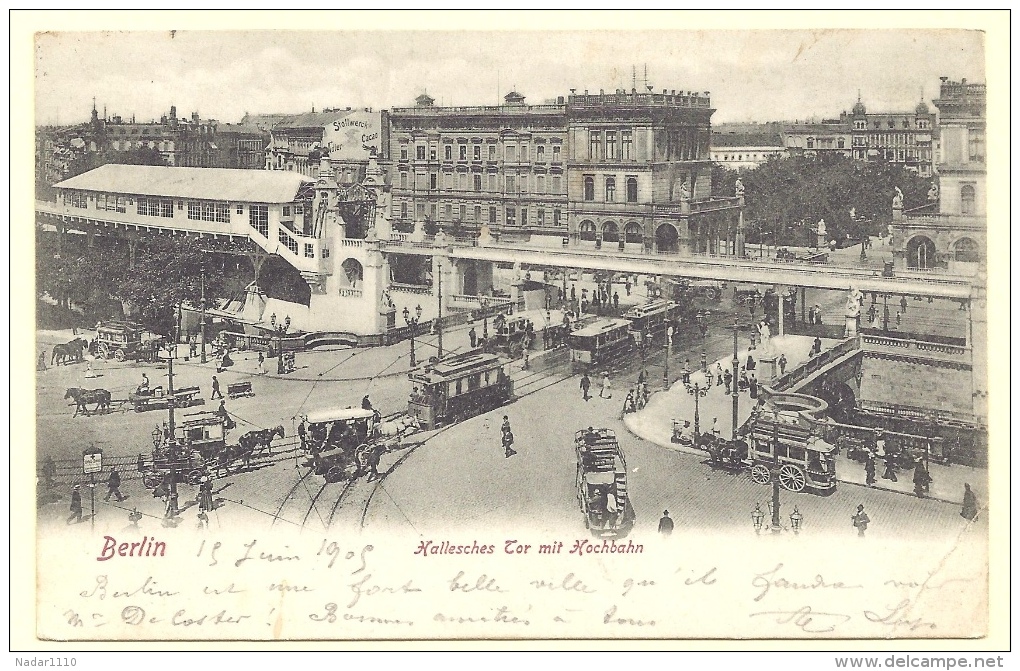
600, 89, 604, 95
557, 96, 564, 104
584, 89, 588, 95
961, 78, 967, 85
191, 111, 199, 123
662, 89, 667, 94
170, 105, 177, 120
671, 90, 675, 95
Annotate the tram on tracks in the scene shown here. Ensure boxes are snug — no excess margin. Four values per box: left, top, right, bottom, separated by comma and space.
568, 318, 634, 372
622, 299, 682, 345
407, 351, 514, 429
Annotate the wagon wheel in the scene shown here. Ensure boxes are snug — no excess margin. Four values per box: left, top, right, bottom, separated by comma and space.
326, 465, 345, 483
142, 473, 162, 489
750, 464, 772, 485
509, 342, 524, 359
704, 287, 719, 301
779, 464, 807, 492
187, 469, 204, 485
114, 348, 126, 362
96, 344, 109, 360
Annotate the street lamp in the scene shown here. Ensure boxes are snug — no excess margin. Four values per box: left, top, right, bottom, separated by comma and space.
729, 318, 750, 437
790, 506, 803, 534
199, 260, 207, 364
751, 503, 765, 534
687, 381, 709, 439
663, 325, 674, 389
404, 309, 420, 367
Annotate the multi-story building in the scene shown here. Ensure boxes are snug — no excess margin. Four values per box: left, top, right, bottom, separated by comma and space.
849, 96, 935, 177
386, 91, 568, 240
781, 120, 851, 158
386, 88, 741, 255
710, 122, 786, 169
264, 108, 390, 185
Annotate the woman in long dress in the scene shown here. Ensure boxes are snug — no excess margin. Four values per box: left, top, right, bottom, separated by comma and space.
961, 483, 979, 520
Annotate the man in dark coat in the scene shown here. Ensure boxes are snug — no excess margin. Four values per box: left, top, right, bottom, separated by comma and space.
865, 452, 877, 486
882, 452, 898, 482
961, 483, 978, 520
67, 485, 83, 524
211, 375, 223, 399
469, 327, 477, 348
579, 373, 591, 401
657, 510, 674, 536
104, 467, 125, 502
852, 504, 870, 537
913, 460, 931, 498
502, 429, 516, 458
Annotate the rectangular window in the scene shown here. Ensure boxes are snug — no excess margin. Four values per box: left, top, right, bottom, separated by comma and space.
279, 226, 298, 254
520, 173, 528, 193
605, 131, 617, 160
621, 130, 632, 160
444, 172, 454, 189
474, 205, 481, 221
506, 207, 516, 226
160, 200, 173, 218
473, 174, 482, 191
188, 202, 202, 220
553, 209, 561, 226
537, 145, 545, 161
444, 204, 452, 220
473, 145, 481, 161
401, 202, 408, 219
400, 172, 408, 188
521, 144, 529, 162
430, 204, 437, 220
605, 177, 616, 202
429, 146, 437, 161
488, 145, 496, 160
459, 145, 467, 160
459, 204, 466, 220
236, 204, 244, 214
304, 243, 314, 259
506, 145, 516, 162
488, 173, 498, 191
415, 172, 426, 189
489, 206, 497, 224
505, 174, 516, 193
537, 209, 545, 226
283, 206, 291, 217
430, 173, 438, 189
589, 131, 601, 160
520, 207, 527, 227
249, 205, 269, 238
444, 145, 453, 160
67, 191, 87, 209
400, 145, 408, 160
536, 174, 546, 193
551, 175, 562, 194
458, 172, 467, 190
552, 144, 561, 162
626, 176, 638, 203
416, 203, 426, 219
416, 145, 426, 160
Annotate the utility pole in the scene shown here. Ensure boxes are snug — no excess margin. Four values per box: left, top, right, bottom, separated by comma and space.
199, 261, 207, 364
663, 325, 673, 389
436, 260, 444, 359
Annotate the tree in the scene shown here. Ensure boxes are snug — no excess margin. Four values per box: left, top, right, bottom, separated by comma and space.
118, 236, 225, 335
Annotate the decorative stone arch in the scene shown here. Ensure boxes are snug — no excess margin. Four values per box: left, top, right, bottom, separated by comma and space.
951, 236, 981, 263
960, 184, 976, 215
655, 223, 680, 253
578, 220, 597, 242
601, 220, 620, 243
340, 257, 364, 289
904, 234, 937, 270
624, 221, 643, 244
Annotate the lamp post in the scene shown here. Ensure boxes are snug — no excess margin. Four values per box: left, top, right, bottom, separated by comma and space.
403, 306, 419, 367
883, 294, 890, 331
199, 260, 207, 364
436, 261, 444, 359
688, 381, 709, 439
663, 325, 673, 389
769, 409, 782, 533
729, 318, 744, 437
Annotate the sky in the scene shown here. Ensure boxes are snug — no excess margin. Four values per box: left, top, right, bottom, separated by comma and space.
34, 26, 985, 127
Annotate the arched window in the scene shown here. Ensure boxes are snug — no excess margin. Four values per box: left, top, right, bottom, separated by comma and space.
605, 177, 616, 202
578, 220, 596, 241
806, 137, 815, 149
953, 237, 980, 263
837, 138, 845, 149
960, 185, 975, 215
626, 177, 638, 203
583, 176, 595, 201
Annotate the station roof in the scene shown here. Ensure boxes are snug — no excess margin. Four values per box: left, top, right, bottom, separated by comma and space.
54, 164, 313, 203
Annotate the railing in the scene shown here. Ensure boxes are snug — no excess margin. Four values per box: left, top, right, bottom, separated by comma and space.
341, 238, 364, 248
857, 399, 985, 428
389, 282, 433, 295
338, 288, 363, 298
390, 103, 566, 116
861, 334, 969, 356
768, 337, 860, 392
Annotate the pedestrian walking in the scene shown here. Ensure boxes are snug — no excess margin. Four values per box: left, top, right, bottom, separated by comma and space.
600, 372, 612, 399
808, 306, 815, 325
469, 327, 477, 348
960, 483, 978, 520
625, 280, 631, 296
298, 418, 307, 451
84, 361, 96, 378
580, 373, 591, 401
165, 492, 180, 520
139, 373, 150, 393
681, 360, 691, 384
882, 452, 898, 482
257, 352, 266, 375
623, 390, 636, 414
852, 504, 870, 537
711, 417, 720, 436
715, 363, 724, 386
864, 452, 877, 486
815, 305, 823, 325
748, 374, 758, 399
364, 444, 382, 481
896, 311, 902, 327
41, 456, 57, 487
521, 348, 529, 370
746, 353, 756, 371
502, 429, 517, 458
211, 375, 223, 399
658, 510, 674, 536
613, 292, 619, 311
700, 351, 708, 373
104, 467, 125, 502
778, 353, 788, 375
900, 295, 908, 313
723, 369, 732, 394
501, 415, 512, 435
912, 460, 931, 498
67, 485, 83, 525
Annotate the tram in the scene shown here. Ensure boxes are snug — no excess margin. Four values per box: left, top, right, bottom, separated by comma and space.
407, 351, 514, 429
623, 299, 682, 345
568, 318, 634, 372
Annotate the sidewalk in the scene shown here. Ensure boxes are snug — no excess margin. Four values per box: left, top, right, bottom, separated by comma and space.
834, 452, 983, 506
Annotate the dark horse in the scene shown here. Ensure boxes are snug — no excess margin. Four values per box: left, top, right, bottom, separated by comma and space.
237, 425, 286, 460
65, 387, 112, 417
52, 339, 87, 366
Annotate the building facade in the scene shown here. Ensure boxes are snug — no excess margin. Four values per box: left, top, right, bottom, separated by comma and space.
710, 122, 786, 169
849, 96, 935, 177
781, 121, 852, 159
264, 108, 390, 186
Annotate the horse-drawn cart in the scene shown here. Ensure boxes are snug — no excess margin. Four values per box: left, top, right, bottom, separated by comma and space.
575, 428, 636, 539
129, 385, 203, 412
95, 321, 149, 362
303, 407, 405, 482
227, 381, 255, 399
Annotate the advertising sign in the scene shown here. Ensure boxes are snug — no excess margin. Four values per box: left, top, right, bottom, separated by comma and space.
322, 110, 382, 160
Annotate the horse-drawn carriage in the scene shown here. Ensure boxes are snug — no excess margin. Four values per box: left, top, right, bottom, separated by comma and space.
575, 428, 636, 539
94, 321, 149, 362
302, 407, 407, 482
129, 385, 203, 412
483, 314, 535, 359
